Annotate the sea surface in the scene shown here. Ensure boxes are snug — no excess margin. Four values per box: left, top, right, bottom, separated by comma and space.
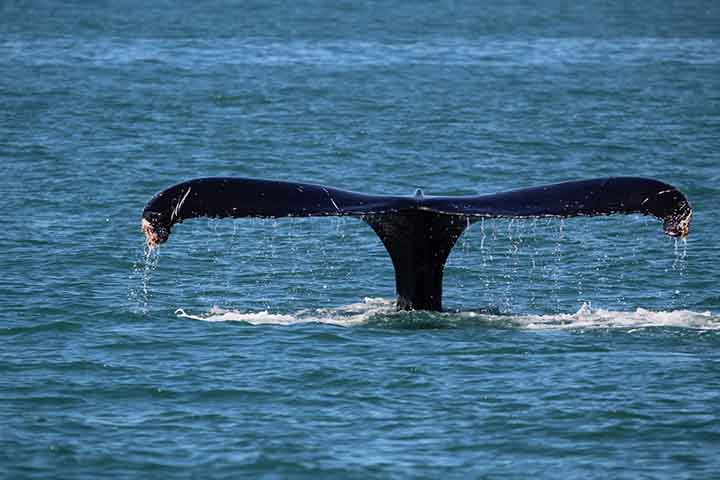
2, 1, 720, 478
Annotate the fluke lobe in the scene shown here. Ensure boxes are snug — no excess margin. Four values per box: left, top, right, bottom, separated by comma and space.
141, 177, 692, 311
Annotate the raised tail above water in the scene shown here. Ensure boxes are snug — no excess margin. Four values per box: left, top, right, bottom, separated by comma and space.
141, 177, 692, 311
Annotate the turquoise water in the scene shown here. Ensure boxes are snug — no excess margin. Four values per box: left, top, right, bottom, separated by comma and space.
2, 1, 720, 478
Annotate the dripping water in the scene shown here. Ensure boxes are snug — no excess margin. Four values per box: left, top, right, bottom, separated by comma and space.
128, 242, 160, 314
671, 237, 689, 306
672, 237, 688, 272
552, 219, 566, 313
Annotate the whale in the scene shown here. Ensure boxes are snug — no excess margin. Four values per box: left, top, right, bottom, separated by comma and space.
141, 177, 692, 311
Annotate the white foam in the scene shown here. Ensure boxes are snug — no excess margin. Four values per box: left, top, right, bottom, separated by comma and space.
175, 307, 298, 325
175, 300, 719, 331
175, 298, 395, 327
468, 303, 719, 331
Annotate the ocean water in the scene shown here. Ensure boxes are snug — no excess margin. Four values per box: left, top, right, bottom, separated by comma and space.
2, 1, 720, 478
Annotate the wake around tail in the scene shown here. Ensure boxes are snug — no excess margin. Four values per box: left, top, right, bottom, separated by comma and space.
141, 177, 692, 311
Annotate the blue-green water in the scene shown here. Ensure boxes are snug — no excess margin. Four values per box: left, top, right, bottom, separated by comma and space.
2, 1, 720, 478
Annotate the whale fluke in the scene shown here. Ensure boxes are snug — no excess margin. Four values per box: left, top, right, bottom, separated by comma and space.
141, 177, 692, 311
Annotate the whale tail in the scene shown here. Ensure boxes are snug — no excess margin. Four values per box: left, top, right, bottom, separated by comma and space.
141, 177, 692, 311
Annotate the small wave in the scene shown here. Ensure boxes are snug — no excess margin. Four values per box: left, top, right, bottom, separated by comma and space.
0, 320, 83, 336
175, 300, 718, 331
6, 38, 719, 68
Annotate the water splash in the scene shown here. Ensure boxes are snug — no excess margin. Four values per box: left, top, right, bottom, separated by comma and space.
498, 303, 718, 331
174, 299, 719, 331
175, 297, 395, 326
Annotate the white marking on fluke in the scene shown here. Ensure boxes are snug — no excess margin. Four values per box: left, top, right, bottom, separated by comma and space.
171, 187, 192, 222
330, 197, 340, 212
322, 187, 341, 213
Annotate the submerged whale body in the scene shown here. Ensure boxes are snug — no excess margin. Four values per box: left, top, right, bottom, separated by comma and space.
142, 177, 692, 311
